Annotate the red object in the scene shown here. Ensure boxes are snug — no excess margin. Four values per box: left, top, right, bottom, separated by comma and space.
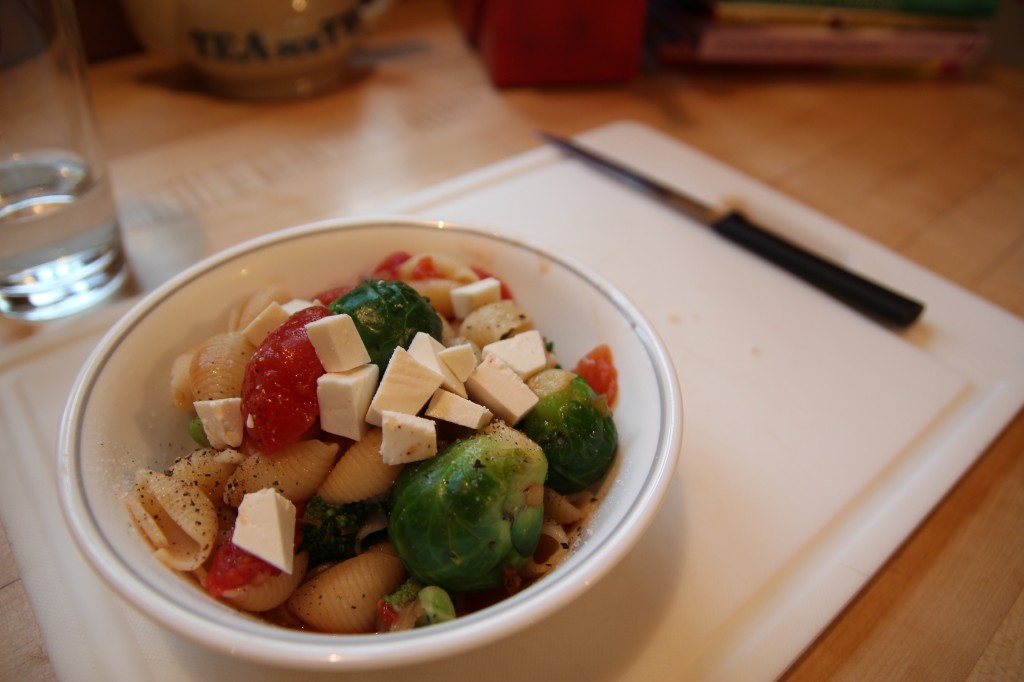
371, 251, 413, 280
241, 306, 333, 454
575, 344, 618, 406
203, 542, 280, 597
452, 0, 648, 86
470, 266, 514, 299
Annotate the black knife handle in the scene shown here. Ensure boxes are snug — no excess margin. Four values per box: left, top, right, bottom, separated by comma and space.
712, 210, 924, 327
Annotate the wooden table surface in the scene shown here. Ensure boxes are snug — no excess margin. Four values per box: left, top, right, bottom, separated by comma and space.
3, 1, 1023, 679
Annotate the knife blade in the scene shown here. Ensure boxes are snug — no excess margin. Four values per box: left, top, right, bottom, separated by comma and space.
538, 131, 925, 328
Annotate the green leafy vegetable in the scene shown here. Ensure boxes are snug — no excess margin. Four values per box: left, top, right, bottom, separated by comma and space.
388, 422, 548, 592
380, 579, 456, 630
327, 279, 443, 371
298, 496, 376, 565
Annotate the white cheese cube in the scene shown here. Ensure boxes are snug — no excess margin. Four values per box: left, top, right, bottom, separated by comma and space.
482, 329, 548, 380
450, 277, 502, 319
465, 354, 539, 425
241, 301, 290, 346
305, 313, 371, 373
408, 332, 467, 398
193, 397, 244, 449
232, 488, 296, 574
425, 389, 493, 430
317, 364, 380, 440
366, 347, 444, 426
437, 343, 478, 383
281, 298, 321, 315
380, 411, 437, 465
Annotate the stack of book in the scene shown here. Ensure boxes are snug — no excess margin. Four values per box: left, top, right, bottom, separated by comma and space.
647, 0, 998, 74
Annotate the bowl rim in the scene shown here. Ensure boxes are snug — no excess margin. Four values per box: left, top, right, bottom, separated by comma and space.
56, 215, 683, 670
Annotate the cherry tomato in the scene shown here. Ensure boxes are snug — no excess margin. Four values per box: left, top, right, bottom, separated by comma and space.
575, 344, 618, 406
311, 284, 354, 306
470, 266, 514, 299
241, 306, 332, 454
203, 541, 280, 597
371, 251, 412, 280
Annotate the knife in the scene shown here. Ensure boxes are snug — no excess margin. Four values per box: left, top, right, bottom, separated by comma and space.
538, 131, 925, 328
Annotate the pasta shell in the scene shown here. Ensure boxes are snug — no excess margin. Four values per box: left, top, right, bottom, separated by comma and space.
222, 552, 310, 613
408, 278, 458, 319
458, 301, 534, 348
520, 520, 572, 579
189, 331, 255, 402
228, 287, 291, 332
543, 487, 585, 526
223, 439, 340, 506
316, 429, 403, 504
170, 351, 195, 411
125, 469, 218, 571
395, 253, 478, 285
168, 447, 245, 500
287, 547, 406, 633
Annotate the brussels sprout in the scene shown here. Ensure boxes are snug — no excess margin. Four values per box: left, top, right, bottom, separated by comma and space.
520, 368, 618, 494
388, 422, 548, 592
327, 279, 443, 370
187, 416, 210, 447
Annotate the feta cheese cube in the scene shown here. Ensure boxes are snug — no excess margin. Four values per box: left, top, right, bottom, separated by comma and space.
366, 347, 444, 426
241, 301, 290, 346
437, 343, 478, 383
451, 277, 502, 319
317, 364, 380, 440
380, 411, 437, 465
482, 329, 547, 379
426, 389, 493, 430
465, 354, 539, 425
408, 332, 467, 398
232, 488, 296, 574
193, 397, 244, 448
305, 313, 371, 373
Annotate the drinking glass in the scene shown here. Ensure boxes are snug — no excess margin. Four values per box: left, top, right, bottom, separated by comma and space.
0, 0, 129, 321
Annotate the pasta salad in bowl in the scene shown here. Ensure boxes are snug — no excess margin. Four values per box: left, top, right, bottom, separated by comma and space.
58, 217, 682, 670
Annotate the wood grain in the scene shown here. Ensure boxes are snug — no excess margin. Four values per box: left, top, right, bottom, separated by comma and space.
1, 1, 1022, 678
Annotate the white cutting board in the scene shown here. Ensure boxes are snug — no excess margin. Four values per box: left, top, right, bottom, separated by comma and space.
2, 121, 1022, 681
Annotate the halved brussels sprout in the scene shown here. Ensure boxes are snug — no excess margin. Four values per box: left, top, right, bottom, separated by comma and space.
520, 368, 618, 494
388, 422, 548, 592
328, 278, 443, 371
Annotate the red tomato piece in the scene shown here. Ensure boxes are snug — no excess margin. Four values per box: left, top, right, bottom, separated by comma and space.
575, 344, 618, 406
371, 251, 412, 280
241, 306, 332, 454
470, 266, 514, 299
203, 541, 280, 597
376, 599, 403, 630
408, 255, 445, 280
311, 284, 354, 306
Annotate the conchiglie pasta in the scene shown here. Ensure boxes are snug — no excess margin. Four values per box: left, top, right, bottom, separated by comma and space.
316, 429, 402, 504
223, 439, 339, 506
168, 447, 244, 500
395, 253, 478, 285
543, 487, 586, 526
407, 278, 459, 318
125, 469, 218, 571
228, 287, 291, 332
519, 520, 572, 579
169, 351, 195, 411
189, 331, 255, 402
222, 552, 310, 612
458, 300, 534, 346
287, 546, 406, 633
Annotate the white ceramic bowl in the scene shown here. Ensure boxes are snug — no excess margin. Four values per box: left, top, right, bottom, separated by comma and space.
57, 216, 682, 670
